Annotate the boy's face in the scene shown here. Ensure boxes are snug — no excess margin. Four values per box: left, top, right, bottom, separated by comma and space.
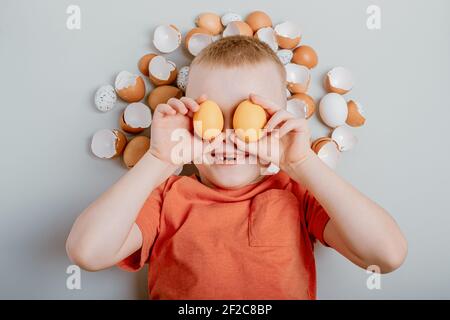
186, 61, 286, 189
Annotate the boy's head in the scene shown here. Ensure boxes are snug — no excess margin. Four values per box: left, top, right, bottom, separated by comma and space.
186, 36, 287, 189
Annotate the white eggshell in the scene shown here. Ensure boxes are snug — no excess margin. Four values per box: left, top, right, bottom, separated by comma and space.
221, 13, 242, 27
94, 85, 117, 112
277, 49, 293, 65
319, 93, 348, 128
332, 126, 358, 151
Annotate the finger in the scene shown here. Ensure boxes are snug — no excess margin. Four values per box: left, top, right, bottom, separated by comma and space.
155, 103, 176, 116
180, 97, 200, 115
265, 110, 295, 132
196, 94, 208, 104
203, 133, 225, 155
278, 118, 306, 138
167, 98, 188, 115
249, 93, 281, 115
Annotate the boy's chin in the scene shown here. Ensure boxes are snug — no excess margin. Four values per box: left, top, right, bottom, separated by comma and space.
197, 164, 263, 189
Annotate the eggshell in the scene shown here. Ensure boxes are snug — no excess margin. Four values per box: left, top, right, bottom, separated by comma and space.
223, 21, 253, 37
123, 136, 150, 169
313, 139, 340, 169
319, 93, 348, 128
287, 93, 316, 119
311, 137, 333, 153
246, 11, 272, 32
148, 55, 177, 86
147, 85, 183, 111
115, 71, 146, 103
185, 28, 214, 56
193, 100, 224, 140
221, 13, 242, 27
176, 66, 190, 92
233, 100, 267, 142
91, 129, 127, 159
153, 25, 181, 53
285, 63, 311, 93
274, 21, 301, 49
94, 85, 117, 112
196, 13, 223, 35
292, 45, 318, 69
138, 53, 157, 76
277, 49, 293, 65
324, 67, 354, 94
331, 126, 357, 152
255, 27, 278, 51
346, 100, 366, 127
119, 102, 152, 134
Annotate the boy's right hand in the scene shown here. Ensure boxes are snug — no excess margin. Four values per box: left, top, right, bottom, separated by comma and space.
150, 95, 223, 165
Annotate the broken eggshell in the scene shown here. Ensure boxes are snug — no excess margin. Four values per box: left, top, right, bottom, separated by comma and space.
311, 137, 340, 169
221, 12, 242, 27
91, 129, 127, 159
319, 93, 348, 128
255, 27, 278, 51
324, 67, 354, 94
274, 21, 301, 49
177, 66, 190, 92
277, 49, 293, 65
115, 71, 146, 103
138, 53, 157, 76
346, 100, 366, 127
148, 55, 177, 86
119, 102, 152, 134
223, 21, 253, 37
285, 63, 311, 94
153, 25, 181, 53
292, 45, 318, 69
95, 85, 117, 112
331, 126, 357, 152
123, 136, 151, 169
196, 13, 223, 35
287, 93, 316, 119
185, 28, 214, 56
246, 11, 272, 33
147, 85, 183, 111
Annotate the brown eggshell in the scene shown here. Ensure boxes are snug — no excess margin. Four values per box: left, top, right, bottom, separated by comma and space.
233, 21, 254, 37
147, 85, 183, 111
195, 13, 223, 35
277, 35, 301, 50
346, 100, 366, 127
292, 45, 318, 69
138, 53, 157, 76
116, 76, 146, 103
185, 27, 213, 49
245, 11, 272, 33
287, 80, 310, 94
149, 64, 178, 87
123, 136, 150, 169
113, 130, 127, 157
311, 137, 333, 154
324, 75, 349, 95
119, 111, 145, 134
288, 93, 316, 119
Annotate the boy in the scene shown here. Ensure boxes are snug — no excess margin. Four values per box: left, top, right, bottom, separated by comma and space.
66, 36, 407, 299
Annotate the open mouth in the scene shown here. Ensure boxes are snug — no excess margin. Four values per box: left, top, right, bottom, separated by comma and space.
210, 151, 250, 164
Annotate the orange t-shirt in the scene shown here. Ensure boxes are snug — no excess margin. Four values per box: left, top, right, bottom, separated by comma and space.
117, 171, 330, 300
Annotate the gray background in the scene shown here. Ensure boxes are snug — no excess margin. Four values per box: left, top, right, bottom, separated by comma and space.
0, 0, 449, 299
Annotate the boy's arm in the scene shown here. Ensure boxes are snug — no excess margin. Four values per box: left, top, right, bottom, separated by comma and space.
66, 151, 177, 271
286, 151, 408, 273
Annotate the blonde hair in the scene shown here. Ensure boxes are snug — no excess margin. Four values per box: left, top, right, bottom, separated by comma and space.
192, 35, 286, 77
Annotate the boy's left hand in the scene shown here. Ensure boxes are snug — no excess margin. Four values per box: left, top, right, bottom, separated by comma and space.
230, 93, 313, 171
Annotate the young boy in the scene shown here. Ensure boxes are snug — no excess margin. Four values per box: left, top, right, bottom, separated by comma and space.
66, 36, 407, 299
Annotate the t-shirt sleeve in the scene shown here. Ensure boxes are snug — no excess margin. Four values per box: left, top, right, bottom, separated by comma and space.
291, 180, 331, 246
116, 181, 166, 272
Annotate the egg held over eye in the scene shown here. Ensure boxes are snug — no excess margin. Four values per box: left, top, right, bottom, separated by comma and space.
193, 100, 224, 140
233, 100, 268, 142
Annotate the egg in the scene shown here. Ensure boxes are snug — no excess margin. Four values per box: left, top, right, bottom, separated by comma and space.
246, 11, 272, 33
91, 129, 127, 159
331, 126, 357, 151
319, 93, 348, 128
94, 85, 117, 112
324, 67, 354, 94
147, 85, 183, 111
285, 63, 311, 93
115, 71, 146, 103
233, 100, 267, 142
176, 66, 190, 92
292, 45, 318, 69
148, 55, 177, 87
255, 27, 278, 51
196, 13, 223, 35
185, 28, 214, 56
311, 137, 340, 169
223, 21, 253, 37
119, 102, 152, 134
346, 100, 366, 127
193, 100, 224, 140
153, 25, 181, 53
123, 136, 151, 169
221, 13, 242, 27
138, 53, 157, 76
277, 49, 293, 65
287, 93, 316, 119
274, 21, 301, 49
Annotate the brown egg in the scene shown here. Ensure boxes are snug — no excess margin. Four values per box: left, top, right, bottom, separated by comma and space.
138, 53, 157, 76
147, 85, 183, 111
123, 136, 150, 169
233, 100, 267, 142
346, 100, 366, 127
195, 13, 223, 35
193, 100, 224, 140
245, 11, 272, 33
115, 71, 146, 103
292, 45, 318, 69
